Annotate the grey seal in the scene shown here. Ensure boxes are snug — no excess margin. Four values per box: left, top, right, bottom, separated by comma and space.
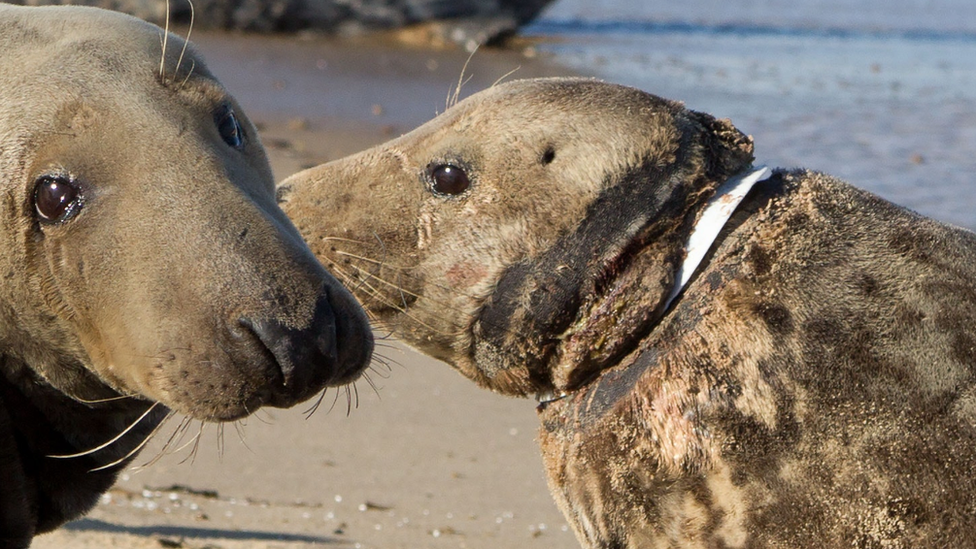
0, 5, 372, 546
280, 77, 976, 548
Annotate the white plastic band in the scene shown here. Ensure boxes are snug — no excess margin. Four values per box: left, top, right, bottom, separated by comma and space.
663, 165, 773, 311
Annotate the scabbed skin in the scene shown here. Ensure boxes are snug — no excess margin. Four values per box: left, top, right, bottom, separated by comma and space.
280, 77, 976, 548
0, 6, 372, 545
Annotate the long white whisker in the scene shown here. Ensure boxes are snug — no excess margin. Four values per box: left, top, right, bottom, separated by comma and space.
71, 392, 139, 404
169, 421, 203, 455
178, 59, 196, 90
336, 248, 532, 343
159, 0, 171, 80
335, 248, 492, 303
138, 415, 192, 468
48, 402, 161, 459
491, 66, 522, 89
320, 236, 369, 245
90, 411, 172, 472
174, 0, 194, 80
345, 262, 424, 300
178, 422, 205, 465
216, 423, 225, 461
233, 420, 253, 453
449, 45, 480, 109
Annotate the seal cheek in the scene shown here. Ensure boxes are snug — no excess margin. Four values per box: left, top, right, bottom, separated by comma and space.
445, 260, 488, 288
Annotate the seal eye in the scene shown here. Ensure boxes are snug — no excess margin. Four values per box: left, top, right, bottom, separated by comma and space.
215, 104, 245, 150
429, 164, 470, 196
34, 176, 83, 225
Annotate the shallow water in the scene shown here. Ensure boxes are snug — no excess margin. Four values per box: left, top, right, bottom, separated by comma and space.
529, 0, 976, 229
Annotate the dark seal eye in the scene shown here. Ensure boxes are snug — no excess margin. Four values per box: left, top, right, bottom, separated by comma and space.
34, 176, 83, 225
429, 164, 471, 196
215, 104, 245, 150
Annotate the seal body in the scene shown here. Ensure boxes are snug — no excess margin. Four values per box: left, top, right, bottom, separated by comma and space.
280, 77, 976, 548
0, 6, 372, 546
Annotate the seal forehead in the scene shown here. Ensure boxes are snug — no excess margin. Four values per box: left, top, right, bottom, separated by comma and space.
398, 81, 677, 178
0, 6, 156, 54
0, 5, 202, 95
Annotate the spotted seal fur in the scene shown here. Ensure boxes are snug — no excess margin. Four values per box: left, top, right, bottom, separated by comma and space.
280, 77, 976, 548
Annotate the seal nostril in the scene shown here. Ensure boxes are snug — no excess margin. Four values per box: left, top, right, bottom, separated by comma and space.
237, 294, 340, 405
238, 317, 297, 388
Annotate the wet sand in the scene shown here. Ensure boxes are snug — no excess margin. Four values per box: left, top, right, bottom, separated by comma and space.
33, 31, 581, 549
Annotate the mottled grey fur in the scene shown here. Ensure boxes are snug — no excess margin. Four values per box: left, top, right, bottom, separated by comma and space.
280, 78, 976, 548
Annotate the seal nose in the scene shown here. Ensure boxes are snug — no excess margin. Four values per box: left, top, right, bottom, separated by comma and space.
239, 293, 341, 404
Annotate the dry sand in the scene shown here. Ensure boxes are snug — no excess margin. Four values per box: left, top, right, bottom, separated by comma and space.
33, 31, 581, 549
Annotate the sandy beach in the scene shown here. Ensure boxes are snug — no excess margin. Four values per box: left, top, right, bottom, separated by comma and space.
32, 30, 581, 549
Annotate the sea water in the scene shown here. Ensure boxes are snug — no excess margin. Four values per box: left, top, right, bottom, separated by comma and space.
529, 0, 976, 229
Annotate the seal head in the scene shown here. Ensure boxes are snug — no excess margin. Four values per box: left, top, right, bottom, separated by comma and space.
0, 5, 373, 542
280, 77, 753, 397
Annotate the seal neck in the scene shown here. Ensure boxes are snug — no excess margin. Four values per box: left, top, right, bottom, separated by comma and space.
663, 164, 772, 311
535, 164, 772, 405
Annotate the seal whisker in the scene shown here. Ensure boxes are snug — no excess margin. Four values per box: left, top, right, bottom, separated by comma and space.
71, 392, 139, 404
490, 66, 522, 89
303, 386, 330, 418
177, 59, 196, 90
178, 422, 205, 465
251, 409, 274, 425
367, 363, 392, 379
372, 328, 399, 341
167, 420, 205, 458
325, 259, 402, 307
320, 236, 369, 245
232, 420, 252, 453
339, 258, 533, 343
89, 409, 173, 473
370, 351, 401, 372
326, 386, 343, 415
326, 267, 456, 336
172, 0, 194, 83
361, 371, 381, 399
343, 385, 353, 416
335, 247, 574, 350
48, 402, 161, 459
342, 260, 424, 301
158, 0, 171, 81
216, 422, 225, 459
138, 414, 193, 469
448, 45, 479, 110
335, 248, 503, 304
327, 256, 386, 305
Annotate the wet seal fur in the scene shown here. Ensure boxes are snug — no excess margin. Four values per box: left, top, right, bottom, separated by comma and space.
0, 5, 373, 546
280, 77, 976, 548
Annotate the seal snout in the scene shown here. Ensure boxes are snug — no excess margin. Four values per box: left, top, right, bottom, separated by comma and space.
238, 291, 373, 408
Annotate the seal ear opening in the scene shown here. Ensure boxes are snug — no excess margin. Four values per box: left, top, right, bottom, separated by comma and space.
686, 110, 756, 182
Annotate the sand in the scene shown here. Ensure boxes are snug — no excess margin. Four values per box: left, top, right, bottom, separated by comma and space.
32, 31, 581, 549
